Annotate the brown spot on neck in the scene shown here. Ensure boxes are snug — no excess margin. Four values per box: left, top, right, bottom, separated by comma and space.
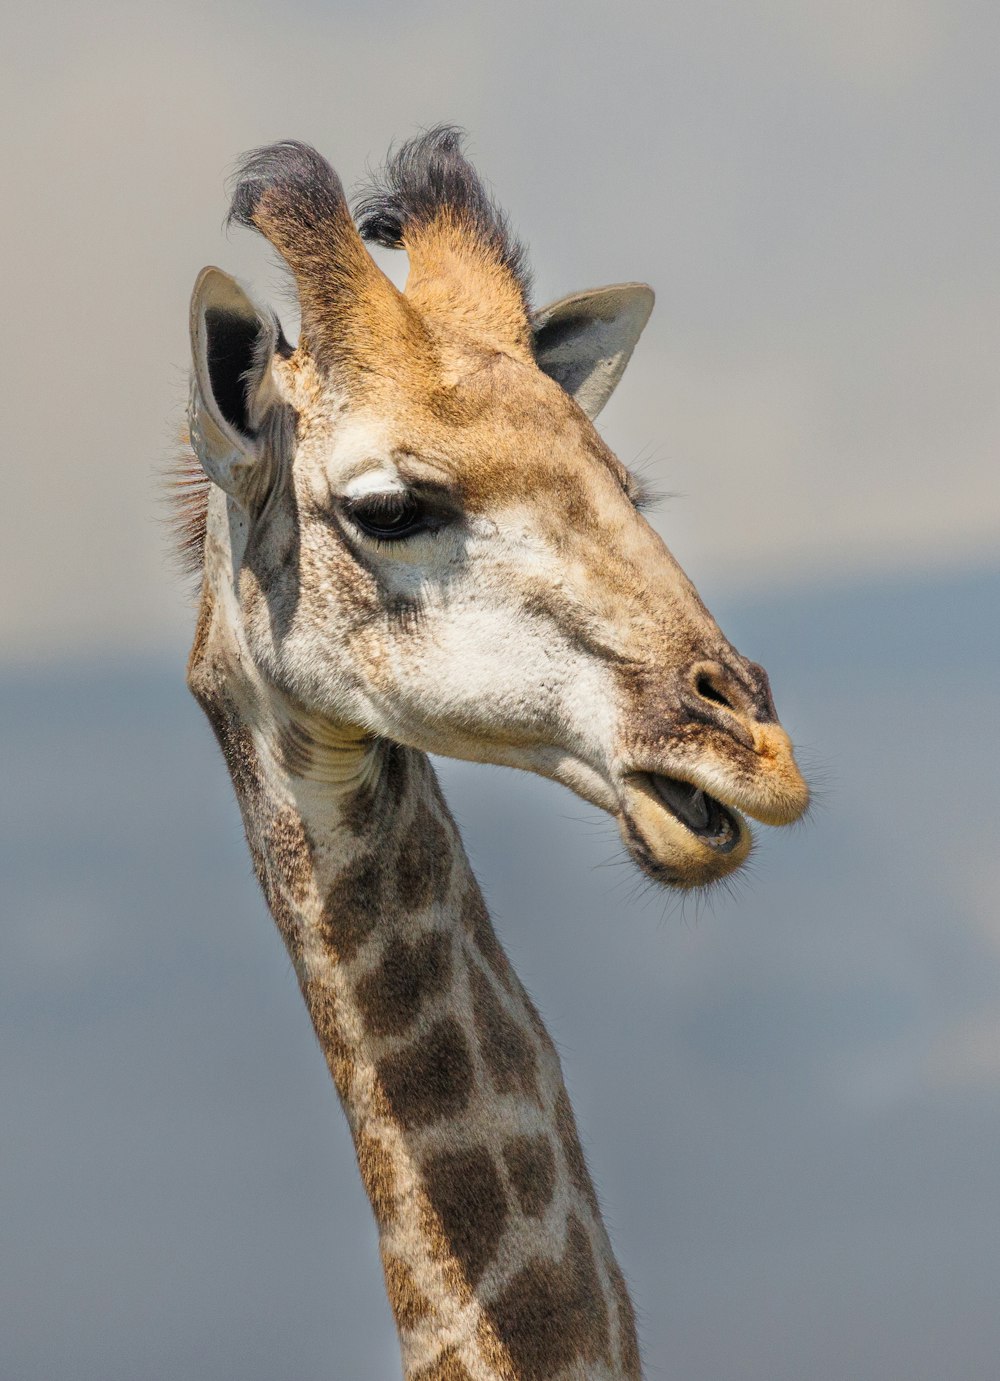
487, 1214, 612, 1375
301, 978, 353, 1095
318, 849, 387, 962
468, 963, 540, 1104
395, 800, 454, 910
355, 1130, 396, 1225
264, 806, 314, 903
502, 1135, 556, 1218
382, 1254, 433, 1331
377, 1017, 474, 1130
422, 1146, 508, 1289
354, 930, 453, 1037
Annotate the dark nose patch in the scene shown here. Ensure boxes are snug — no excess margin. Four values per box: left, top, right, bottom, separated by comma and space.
742, 660, 778, 721
686, 658, 777, 728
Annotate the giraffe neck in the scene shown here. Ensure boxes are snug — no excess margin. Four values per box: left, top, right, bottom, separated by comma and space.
188, 614, 641, 1380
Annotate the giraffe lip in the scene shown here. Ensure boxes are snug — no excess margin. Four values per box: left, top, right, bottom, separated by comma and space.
615, 773, 753, 887
643, 773, 741, 852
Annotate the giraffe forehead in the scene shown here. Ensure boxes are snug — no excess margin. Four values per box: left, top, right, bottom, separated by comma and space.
454, 420, 624, 516
294, 355, 628, 511
442, 364, 629, 508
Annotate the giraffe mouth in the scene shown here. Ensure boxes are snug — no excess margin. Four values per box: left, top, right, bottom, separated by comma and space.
617, 772, 752, 888
645, 774, 742, 852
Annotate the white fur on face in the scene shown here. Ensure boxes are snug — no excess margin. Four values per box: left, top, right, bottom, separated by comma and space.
287, 482, 625, 802
322, 413, 395, 484
229, 387, 666, 822
341, 468, 407, 498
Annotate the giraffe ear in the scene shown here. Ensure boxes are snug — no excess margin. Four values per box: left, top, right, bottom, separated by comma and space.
532, 283, 654, 419
188, 266, 282, 498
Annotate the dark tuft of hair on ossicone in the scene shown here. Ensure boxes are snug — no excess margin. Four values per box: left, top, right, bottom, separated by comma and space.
353, 124, 531, 307
226, 140, 351, 238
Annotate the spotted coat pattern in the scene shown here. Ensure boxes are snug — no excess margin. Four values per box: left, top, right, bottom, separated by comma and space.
190, 609, 641, 1380
181, 128, 807, 1381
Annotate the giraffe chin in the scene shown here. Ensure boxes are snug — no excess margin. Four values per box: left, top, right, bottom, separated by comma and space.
618, 774, 753, 889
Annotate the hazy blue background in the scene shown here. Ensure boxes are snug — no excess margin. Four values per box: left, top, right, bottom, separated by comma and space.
2, 1, 998, 1377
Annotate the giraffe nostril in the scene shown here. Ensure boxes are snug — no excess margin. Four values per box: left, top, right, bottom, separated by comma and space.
695, 673, 734, 711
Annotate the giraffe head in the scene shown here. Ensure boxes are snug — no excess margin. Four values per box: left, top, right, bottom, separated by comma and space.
186, 128, 808, 889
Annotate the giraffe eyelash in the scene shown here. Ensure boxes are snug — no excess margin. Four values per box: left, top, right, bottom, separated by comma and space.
341, 488, 455, 543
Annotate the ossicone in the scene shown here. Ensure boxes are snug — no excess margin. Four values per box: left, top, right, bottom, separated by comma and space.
224, 140, 428, 376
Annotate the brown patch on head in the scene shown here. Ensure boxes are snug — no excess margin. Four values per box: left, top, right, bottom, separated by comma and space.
461, 885, 513, 993
412, 1350, 475, 1381
377, 1017, 473, 1130
487, 1214, 612, 1375
502, 1135, 557, 1218
319, 850, 386, 962
354, 929, 453, 1037
468, 963, 539, 1103
396, 802, 454, 911
608, 1256, 642, 1379
555, 1089, 601, 1217
423, 1146, 508, 1289
382, 1253, 432, 1331
355, 1130, 396, 1225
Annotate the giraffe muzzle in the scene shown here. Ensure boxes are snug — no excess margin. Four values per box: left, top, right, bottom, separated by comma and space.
613, 721, 808, 888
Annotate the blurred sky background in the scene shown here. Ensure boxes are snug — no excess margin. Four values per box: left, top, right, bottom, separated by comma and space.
2, 1, 998, 1378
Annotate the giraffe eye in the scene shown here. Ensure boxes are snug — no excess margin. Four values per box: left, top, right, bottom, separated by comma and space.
344, 490, 429, 541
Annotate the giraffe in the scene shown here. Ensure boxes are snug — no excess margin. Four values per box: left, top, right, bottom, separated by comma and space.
177, 127, 809, 1380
